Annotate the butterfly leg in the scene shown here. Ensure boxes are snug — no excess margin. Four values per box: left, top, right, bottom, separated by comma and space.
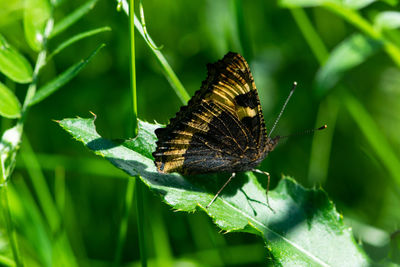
206, 172, 236, 208
252, 169, 274, 211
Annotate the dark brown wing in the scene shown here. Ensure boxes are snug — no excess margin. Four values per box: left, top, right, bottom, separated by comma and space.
153, 52, 268, 174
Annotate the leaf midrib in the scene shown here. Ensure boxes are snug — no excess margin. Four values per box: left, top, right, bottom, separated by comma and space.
217, 197, 330, 267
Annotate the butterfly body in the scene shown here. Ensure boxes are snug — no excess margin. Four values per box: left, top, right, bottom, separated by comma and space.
153, 52, 279, 175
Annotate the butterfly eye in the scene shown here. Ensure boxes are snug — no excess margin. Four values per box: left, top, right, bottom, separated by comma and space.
272, 136, 281, 144
267, 136, 280, 151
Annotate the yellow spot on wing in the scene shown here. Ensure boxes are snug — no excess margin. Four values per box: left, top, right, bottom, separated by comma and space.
237, 106, 257, 120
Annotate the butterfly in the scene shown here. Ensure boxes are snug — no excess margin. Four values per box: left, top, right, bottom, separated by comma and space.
153, 52, 301, 208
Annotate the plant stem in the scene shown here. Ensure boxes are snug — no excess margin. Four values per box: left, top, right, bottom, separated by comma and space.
135, 178, 147, 267
21, 50, 46, 117
128, 1, 147, 267
20, 18, 54, 124
113, 179, 134, 266
120, 0, 190, 104
132, 16, 189, 104
129, 0, 138, 136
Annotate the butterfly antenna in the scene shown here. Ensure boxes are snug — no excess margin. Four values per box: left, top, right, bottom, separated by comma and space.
279, 124, 327, 139
267, 81, 297, 139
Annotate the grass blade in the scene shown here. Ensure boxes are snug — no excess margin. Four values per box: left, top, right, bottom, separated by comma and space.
282, 0, 400, 68
20, 136, 60, 232
113, 178, 134, 266
29, 44, 104, 106
307, 95, 340, 184
51, 0, 98, 38
135, 178, 147, 267
0, 186, 23, 267
120, 0, 190, 104
289, 8, 329, 65
8, 178, 53, 266
149, 200, 173, 267
344, 92, 400, 188
48, 26, 111, 60
315, 33, 381, 95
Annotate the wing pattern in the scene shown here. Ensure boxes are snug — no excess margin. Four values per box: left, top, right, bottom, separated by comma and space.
153, 52, 269, 174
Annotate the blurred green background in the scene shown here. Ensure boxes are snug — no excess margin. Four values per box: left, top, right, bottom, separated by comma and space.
1, 0, 400, 266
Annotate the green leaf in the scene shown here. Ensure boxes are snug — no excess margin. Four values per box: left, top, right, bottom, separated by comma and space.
383, 0, 399, 5
50, 0, 98, 38
341, 0, 377, 9
0, 1, 24, 28
47, 27, 111, 60
315, 34, 381, 95
0, 82, 21, 119
0, 35, 33, 83
374, 11, 400, 30
0, 125, 22, 183
279, 0, 327, 8
0, 254, 14, 267
29, 44, 104, 106
23, 0, 51, 51
58, 116, 370, 266
279, 0, 377, 9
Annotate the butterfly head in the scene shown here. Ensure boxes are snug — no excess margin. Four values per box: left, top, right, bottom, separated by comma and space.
266, 135, 280, 153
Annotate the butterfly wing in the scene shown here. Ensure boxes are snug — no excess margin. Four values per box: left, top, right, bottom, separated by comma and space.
153, 52, 268, 174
